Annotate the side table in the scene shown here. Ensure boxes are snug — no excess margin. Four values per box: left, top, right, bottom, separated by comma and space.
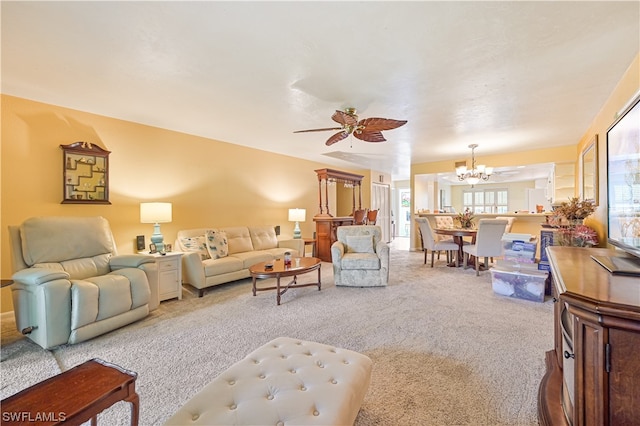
143, 252, 183, 301
1, 358, 139, 425
303, 238, 317, 257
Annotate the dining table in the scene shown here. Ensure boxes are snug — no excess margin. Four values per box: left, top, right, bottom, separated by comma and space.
434, 227, 481, 268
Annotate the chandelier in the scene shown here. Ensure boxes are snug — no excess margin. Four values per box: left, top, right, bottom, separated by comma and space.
456, 144, 493, 185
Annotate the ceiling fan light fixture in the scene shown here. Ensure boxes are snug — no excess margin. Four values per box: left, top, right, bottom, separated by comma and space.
293, 107, 407, 146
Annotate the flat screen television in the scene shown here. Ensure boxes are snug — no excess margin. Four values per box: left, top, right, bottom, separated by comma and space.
592, 93, 640, 276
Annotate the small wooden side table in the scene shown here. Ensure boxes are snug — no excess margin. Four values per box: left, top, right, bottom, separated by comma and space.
1, 358, 139, 426
303, 238, 317, 257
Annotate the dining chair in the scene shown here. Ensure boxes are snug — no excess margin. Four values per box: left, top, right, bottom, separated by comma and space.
416, 218, 460, 267
353, 209, 367, 225
462, 219, 508, 275
434, 215, 455, 260
366, 209, 379, 225
496, 216, 515, 233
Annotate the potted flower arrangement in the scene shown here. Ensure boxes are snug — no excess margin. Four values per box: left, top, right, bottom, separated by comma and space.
551, 197, 598, 247
455, 208, 475, 229
552, 197, 596, 226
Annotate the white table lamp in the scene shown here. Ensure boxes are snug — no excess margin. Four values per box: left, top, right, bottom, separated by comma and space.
140, 202, 172, 252
288, 208, 306, 239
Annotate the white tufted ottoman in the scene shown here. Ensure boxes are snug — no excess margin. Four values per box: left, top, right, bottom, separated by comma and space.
164, 337, 372, 425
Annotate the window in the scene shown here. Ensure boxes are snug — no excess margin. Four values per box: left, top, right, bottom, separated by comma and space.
463, 188, 508, 213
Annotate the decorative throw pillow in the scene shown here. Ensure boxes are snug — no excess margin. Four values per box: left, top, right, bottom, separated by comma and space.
205, 229, 228, 260
345, 235, 375, 254
179, 236, 210, 260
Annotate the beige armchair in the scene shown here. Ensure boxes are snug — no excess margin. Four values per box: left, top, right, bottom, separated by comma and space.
331, 225, 389, 287
8, 216, 158, 349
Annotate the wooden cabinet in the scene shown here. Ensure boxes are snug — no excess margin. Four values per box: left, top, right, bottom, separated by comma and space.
313, 217, 354, 262
539, 247, 640, 426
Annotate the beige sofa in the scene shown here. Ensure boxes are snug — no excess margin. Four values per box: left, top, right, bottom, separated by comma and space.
175, 226, 304, 297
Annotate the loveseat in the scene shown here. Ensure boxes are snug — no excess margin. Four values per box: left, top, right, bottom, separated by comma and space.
176, 226, 304, 297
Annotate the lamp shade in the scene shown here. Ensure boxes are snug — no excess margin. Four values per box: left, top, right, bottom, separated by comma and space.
288, 208, 306, 222
140, 202, 172, 223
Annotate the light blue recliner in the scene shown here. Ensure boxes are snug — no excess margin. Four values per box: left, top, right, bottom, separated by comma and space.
8, 216, 159, 349
331, 225, 389, 287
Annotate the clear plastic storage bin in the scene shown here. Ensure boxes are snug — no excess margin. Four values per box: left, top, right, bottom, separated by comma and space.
490, 265, 548, 303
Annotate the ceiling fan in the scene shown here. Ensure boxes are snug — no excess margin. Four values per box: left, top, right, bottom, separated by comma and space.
294, 108, 407, 146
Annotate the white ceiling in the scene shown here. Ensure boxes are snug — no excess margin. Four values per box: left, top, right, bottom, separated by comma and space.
2, 1, 639, 181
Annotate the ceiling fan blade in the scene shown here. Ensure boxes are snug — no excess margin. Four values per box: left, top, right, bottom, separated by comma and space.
331, 110, 358, 126
325, 131, 350, 146
358, 117, 407, 132
354, 130, 386, 143
293, 127, 343, 133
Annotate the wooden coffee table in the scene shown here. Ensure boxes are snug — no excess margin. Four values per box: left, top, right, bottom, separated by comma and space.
250, 257, 321, 305
1, 358, 139, 425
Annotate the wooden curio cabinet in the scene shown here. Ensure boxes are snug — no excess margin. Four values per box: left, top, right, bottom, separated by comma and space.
61, 142, 111, 204
538, 246, 640, 426
313, 168, 363, 262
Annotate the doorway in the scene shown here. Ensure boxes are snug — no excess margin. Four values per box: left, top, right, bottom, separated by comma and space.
397, 188, 411, 238
371, 182, 391, 242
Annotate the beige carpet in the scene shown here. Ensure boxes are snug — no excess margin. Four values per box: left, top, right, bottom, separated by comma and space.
1, 247, 553, 425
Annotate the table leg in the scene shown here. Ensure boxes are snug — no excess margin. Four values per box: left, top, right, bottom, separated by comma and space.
252, 277, 257, 296
317, 267, 321, 290
127, 391, 140, 426
276, 275, 281, 305
446, 236, 465, 267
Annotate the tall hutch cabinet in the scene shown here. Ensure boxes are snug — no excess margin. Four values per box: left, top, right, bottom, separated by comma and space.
539, 246, 640, 425
312, 169, 363, 262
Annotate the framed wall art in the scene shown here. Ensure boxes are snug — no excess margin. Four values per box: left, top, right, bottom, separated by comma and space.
61, 142, 111, 204
580, 134, 598, 204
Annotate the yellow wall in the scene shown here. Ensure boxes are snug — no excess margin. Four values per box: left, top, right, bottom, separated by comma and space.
0, 95, 365, 312
412, 145, 577, 176
578, 54, 640, 241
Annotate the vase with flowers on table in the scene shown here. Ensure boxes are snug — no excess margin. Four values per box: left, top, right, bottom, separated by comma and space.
549, 197, 599, 247
455, 209, 475, 230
